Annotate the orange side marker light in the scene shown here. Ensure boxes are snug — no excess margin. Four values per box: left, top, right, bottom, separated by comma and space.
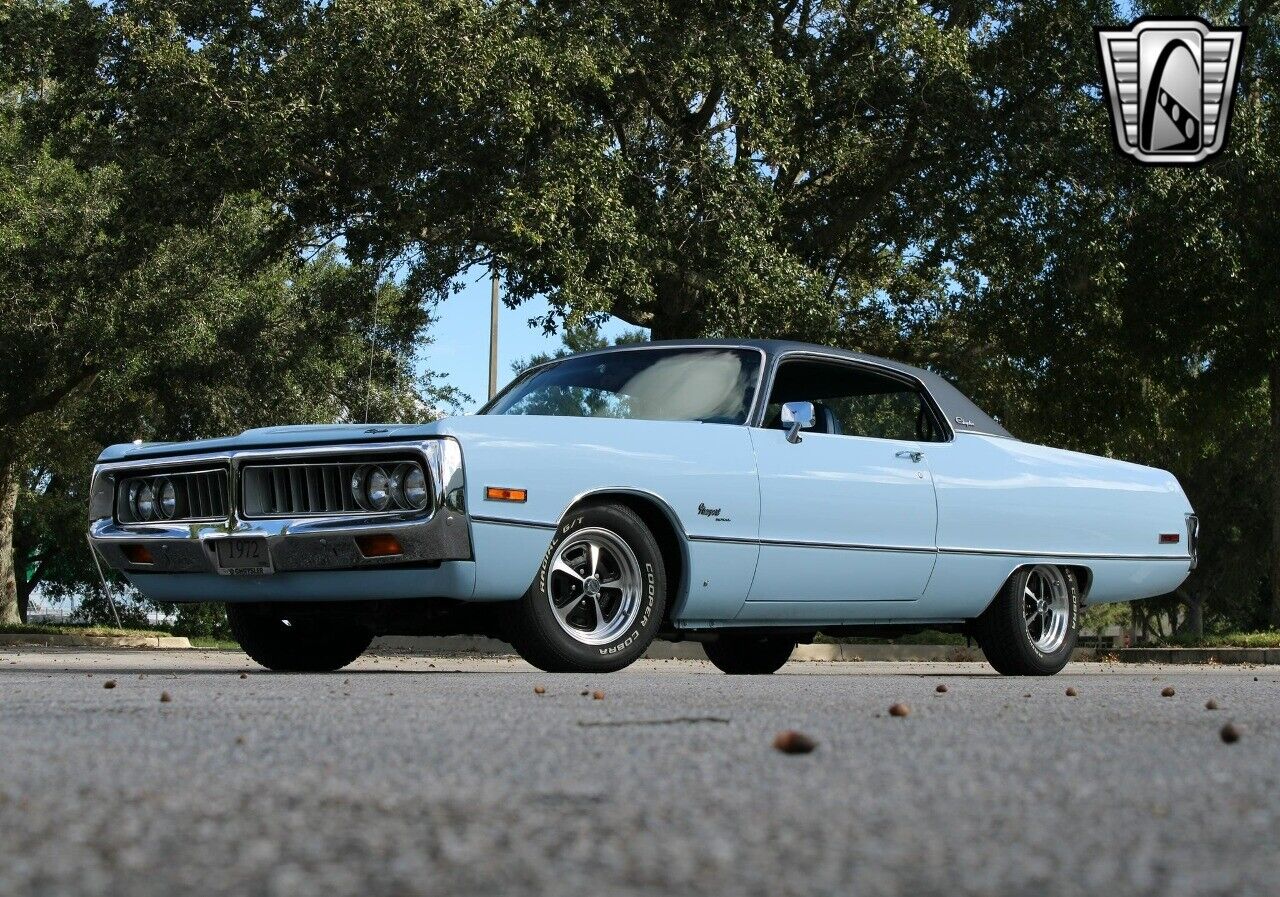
485, 486, 528, 503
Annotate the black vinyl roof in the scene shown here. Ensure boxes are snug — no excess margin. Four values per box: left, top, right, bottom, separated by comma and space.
558, 339, 1015, 440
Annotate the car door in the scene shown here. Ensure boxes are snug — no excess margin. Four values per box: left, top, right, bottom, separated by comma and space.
742, 354, 942, 617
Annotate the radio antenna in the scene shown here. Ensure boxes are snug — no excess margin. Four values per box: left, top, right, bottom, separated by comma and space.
363, 288, 379, 423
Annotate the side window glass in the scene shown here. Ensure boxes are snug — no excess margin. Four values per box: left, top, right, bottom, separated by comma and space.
764, 358, 943, 442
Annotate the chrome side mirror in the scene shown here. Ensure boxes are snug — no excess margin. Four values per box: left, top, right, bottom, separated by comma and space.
780, 401, 815, 444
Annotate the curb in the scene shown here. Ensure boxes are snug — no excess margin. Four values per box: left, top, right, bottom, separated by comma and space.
1111, 647, 1280, 665
0, 633, 192, 649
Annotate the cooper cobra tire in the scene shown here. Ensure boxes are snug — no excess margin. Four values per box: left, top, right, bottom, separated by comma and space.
505, 503, 666, 673
972, 565, 1079, 676
703, 634, 795, 675
226, 603, 372, 672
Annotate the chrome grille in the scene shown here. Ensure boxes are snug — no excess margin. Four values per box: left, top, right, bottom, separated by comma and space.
116, 469, 229, 523
240, 459, 431, 518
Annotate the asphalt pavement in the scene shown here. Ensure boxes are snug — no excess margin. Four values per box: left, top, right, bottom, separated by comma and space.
1, 650, 1276, 897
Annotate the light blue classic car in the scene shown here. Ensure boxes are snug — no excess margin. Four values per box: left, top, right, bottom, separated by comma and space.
88, 340, 1197, 675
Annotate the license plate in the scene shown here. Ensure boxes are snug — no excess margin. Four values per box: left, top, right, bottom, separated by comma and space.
214, 538, 273, 575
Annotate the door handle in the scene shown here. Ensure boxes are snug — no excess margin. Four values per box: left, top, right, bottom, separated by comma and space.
895, 450, 924, 463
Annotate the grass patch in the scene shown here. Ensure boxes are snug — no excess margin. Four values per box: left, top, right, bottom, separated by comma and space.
1157, 630, 1280, 649
187, 637, 241, 650
0, 622, 175, 639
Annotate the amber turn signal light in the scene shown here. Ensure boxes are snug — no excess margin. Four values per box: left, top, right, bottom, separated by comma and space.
485, 486, 527, 503
123, 545, 155, 565
1159, 533, 1181, 544
356, 534, 403, 558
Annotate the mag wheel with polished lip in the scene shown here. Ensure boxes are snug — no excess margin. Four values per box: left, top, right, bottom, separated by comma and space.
226, 603, 373, 672
703, 634, 796, 675
505, 503, 666, 673
972, 564, 1079, 676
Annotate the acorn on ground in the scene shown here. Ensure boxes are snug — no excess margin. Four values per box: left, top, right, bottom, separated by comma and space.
533, 685, 546, 695
103, 680, 117, 690
1065, 687, 1078, 697
888, 703, 910, 717
935, 684, 948, 693
1220, 723, 1241, 744
1161, 686, 1176, 697
773, 730, 817, 754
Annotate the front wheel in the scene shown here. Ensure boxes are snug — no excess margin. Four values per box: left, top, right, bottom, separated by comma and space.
226, 603, 372, 672
703, 634, 795, 674
971, 565, 1079, 676
504, 503, 666, 673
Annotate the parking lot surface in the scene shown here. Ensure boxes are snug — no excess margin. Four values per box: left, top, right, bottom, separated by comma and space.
1, 650, 1276, 896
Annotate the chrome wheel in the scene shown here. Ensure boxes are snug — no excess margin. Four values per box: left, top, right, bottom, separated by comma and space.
1023, 564, 1070, 653
546, 527, 644, 646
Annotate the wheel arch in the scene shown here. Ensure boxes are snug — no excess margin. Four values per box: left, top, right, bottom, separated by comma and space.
562, 488, 689, 624
974, 561, 1094, 619
1061, 564, 1093, 604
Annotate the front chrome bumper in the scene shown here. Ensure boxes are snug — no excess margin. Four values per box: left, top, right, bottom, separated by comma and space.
87, 439, 471, 577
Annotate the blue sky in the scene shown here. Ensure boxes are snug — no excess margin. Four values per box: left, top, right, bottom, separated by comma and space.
422, 269, 642, 412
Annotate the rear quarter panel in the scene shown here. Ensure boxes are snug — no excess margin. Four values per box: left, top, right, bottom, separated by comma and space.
923, 434, 1194, 614
435, 415, 761, 620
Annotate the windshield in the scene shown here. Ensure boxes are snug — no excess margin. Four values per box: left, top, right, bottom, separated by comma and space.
486, 347, 762, 424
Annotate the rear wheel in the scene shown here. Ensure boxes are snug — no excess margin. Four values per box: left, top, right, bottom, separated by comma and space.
703, 634, 795, 675
226, 603, 372, 672
972, 565, 1079, 676
505, 503, 666, 673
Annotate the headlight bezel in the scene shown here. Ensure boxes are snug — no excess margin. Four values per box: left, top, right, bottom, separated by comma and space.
352, 462, 428, 513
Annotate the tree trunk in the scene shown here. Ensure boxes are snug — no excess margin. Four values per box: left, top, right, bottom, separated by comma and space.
1270, 355, 1280, 628
1175, 588, 1203, 638
0, 456, 22, 626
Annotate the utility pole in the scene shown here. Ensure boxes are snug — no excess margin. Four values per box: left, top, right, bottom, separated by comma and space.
488, 266, 500, 400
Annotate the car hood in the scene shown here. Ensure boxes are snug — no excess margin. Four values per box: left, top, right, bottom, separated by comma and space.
96, 421, 454, 463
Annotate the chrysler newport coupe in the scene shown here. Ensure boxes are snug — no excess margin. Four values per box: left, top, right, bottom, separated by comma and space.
88, 340, 1197, 675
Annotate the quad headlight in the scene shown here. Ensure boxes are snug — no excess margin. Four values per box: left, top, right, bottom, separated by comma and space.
390, 463, 429, 511
157, 479, 179, 519
351, 463, 430, 512
133, 480, 157, 521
